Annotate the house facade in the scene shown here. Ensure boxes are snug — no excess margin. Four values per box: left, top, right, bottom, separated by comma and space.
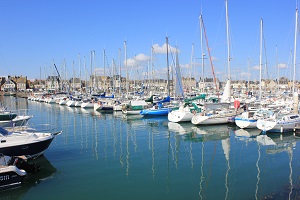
1, 79, 16, 92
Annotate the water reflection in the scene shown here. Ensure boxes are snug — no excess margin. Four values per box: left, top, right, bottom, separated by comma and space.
255, 133, 296, 199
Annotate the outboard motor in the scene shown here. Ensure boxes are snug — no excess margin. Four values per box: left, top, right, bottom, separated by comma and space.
8, 156, 40, 174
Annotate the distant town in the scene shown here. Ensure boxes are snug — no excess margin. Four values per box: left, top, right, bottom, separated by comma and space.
0, 75, 296, 96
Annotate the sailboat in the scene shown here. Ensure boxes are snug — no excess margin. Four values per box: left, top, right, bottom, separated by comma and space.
191, 80, 240, 125
257, 8, 300, 133
191, 4, 241, 125
168, 19, 206, 123
140, 38, 175, 117
167, 97, 204, 122
235, 19, 274, 129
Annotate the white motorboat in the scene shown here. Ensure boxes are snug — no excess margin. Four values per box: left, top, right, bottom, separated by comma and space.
0, 155, 39, 190
66, 100, 76, 107
122, 100, 150, 115
257, 113, 300, 133
235, 108, 274, 129
0, 126, 62, 159
168, 102, 203, 123
0, 115, 32, 127
81, 98, 96, 109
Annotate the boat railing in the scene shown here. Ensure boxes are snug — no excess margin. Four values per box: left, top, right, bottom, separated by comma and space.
7, 123, 58, 134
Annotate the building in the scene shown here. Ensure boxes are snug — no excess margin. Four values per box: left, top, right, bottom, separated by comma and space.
1, 78, 16, 92
11, 76, 27, 91
46, 76, 60, 91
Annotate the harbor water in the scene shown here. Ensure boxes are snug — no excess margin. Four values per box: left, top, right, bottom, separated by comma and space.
0, 96, 300, 200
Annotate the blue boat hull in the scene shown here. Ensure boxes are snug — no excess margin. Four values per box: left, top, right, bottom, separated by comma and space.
140, 108, 171, 116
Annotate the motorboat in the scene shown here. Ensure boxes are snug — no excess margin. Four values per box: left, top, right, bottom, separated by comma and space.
168, 102, 203, 123
122, 100, 150, 115
0, 106, 33, 128
140, 104, 171, 116
0, 115, 32, 128
257, 113, 300, 133
81, 98, 96, 109
235, 108, 274, 129
0, 126, 62, 159
0, 155, 39, 190
0, 155, 56, 198
94, 100, 114, 112
0, 106, 17, 121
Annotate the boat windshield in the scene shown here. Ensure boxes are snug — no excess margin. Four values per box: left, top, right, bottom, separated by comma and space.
0, 127, 8, 135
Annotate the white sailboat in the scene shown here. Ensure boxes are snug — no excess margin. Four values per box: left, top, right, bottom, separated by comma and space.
168, 18, 205, 123
192, 4, 240, 125
235, 19, 273, 129
257, 8, 300, 133
191, 80, 239, 125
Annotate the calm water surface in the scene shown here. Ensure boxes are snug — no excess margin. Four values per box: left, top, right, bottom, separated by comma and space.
0, 96, 300, 200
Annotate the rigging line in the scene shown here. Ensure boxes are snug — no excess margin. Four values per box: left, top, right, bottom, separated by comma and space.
200, 15, 219, 94
213, 1, 226, 52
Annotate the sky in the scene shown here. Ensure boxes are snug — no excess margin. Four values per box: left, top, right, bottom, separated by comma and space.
0, 0, 298, 82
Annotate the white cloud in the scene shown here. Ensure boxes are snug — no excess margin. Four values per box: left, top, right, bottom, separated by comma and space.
278, 63, 287, 69
252, 65, 260, 70
240, 72, 251, 77
134, 53, 150, 62
123, 54, 149, 68
126, 58, 137, 67
152, 43, 180, 54
211, 56, 218, 61
181, 63, 191, 69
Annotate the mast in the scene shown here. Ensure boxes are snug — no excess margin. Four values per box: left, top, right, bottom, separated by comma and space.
259, 19, 263, 102
151, 45, 154, 92
103, 49, 106, 93
293, 6, 299, 114
199, 14, 205, 92
147, 59, 150, 94
225, 0, 230, 80
124, 41, 128, 95
72, 61, 75, 92
90, 50, 93, 94
78, 54, 81, 92
84, 56, 87, 93
225, 0, 231, 103
293, 7, 298, 93
166, 37, 170, 97
93, 50, 96, 92
276, 45, 279, 92
112, 59, 115, 93
118, 48, 121, 95
190, 43, 194, 91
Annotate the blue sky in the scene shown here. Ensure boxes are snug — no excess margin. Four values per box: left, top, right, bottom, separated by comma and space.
0, 0, 297, 82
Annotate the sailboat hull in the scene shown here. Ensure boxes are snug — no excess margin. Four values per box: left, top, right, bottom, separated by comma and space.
168, 110, 194, 123
235, 118, 257, 129
191, 115, 229, 125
